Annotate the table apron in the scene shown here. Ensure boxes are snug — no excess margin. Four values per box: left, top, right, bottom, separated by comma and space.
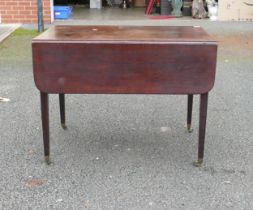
32, 42, 217, 94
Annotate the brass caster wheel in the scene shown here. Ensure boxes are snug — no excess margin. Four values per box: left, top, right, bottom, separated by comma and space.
187, 124, 193, 133
61, 123, 67, 130
193, 159, 203, 167
44, 156, 51, 165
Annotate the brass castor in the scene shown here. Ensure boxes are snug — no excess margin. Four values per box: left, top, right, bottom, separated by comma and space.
44, 155, 51, 165
61, 123, 67, 130
193, 159, 203, 167
187, 124, 193, 133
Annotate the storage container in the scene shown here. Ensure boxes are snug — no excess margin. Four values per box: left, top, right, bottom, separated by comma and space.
54, 6, 72, 19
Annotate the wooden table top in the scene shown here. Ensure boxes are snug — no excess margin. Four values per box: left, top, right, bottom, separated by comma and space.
33, 25, 216, 44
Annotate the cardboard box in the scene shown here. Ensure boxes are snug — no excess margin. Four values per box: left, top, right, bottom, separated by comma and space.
134, 0, 146, 7
219, 0, 253, 21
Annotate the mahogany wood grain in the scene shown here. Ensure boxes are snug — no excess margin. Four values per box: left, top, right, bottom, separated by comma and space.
32, 26, 218, 166
33, 25, 216, 43
33, 43, 216, 94
40, 92, 49, 158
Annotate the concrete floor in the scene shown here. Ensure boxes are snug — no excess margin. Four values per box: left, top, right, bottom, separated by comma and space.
69, 6, 148, 20
0, 21, 253, 209
0, 24, 20, 42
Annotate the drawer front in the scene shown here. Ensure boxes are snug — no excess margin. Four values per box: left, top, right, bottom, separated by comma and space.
33, 42, 217, 94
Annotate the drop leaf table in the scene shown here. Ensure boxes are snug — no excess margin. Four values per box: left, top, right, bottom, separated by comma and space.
32, 25, 217, 166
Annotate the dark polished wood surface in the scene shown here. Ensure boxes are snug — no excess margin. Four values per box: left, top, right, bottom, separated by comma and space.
33, 25, 215, 43
32, 26, 217, 166
32, 26, 217, 94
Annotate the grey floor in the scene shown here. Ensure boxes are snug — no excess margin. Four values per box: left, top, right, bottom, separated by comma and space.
69, 6, 148, 20
0, 19, 253, 209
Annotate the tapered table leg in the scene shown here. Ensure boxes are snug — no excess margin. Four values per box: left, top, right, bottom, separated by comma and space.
59, 93, 67, 130
194, 93, 208, 167
40, 92, 50, 164
187, 94, 193, 133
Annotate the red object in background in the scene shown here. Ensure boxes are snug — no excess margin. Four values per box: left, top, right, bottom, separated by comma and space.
145, 0, 156, 14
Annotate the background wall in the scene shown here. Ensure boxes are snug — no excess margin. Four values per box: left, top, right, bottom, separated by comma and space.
0, 0, 52, 24
218, 0, 253, 21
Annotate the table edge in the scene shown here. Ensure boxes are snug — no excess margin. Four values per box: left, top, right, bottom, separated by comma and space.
32, 40, 218, 45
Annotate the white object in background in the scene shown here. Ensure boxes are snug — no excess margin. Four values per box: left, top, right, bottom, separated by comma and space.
208, 4, 218, 20
96, 0, 102, 9
0, 97, 10, 102
90, 0, 102, 9
50, 0, 54, 23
